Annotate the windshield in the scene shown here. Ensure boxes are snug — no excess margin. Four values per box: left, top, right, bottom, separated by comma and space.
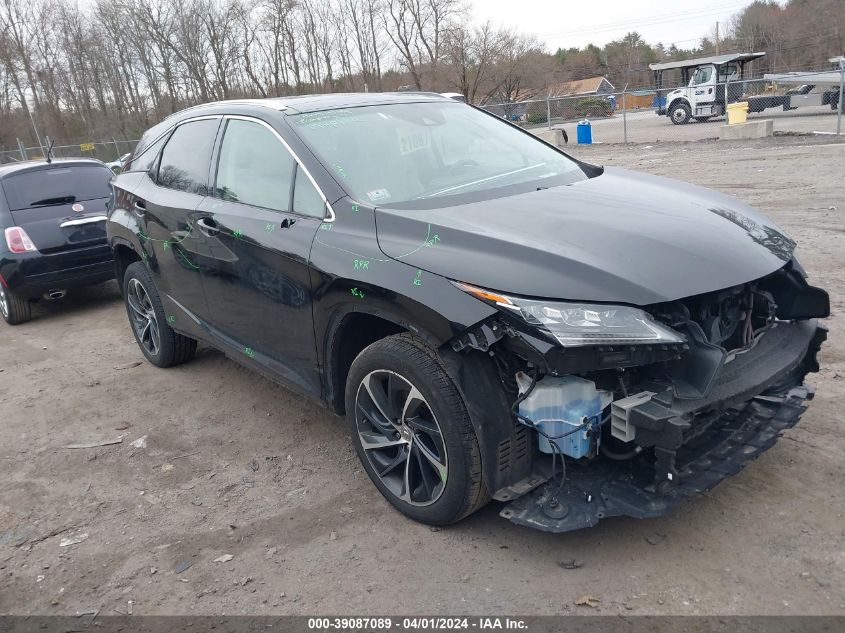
2, 165, 112, 211
691, 66, 714, 86
290, 101, 586, 206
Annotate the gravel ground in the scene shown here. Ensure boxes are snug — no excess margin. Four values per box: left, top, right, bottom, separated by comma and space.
1, 136, 843, 616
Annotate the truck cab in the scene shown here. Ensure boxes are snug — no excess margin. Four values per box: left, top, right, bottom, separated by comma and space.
650, 52, 765, 125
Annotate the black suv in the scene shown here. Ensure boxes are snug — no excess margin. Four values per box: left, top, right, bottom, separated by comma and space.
107, 93, 828, 531
1, 159, 115, 324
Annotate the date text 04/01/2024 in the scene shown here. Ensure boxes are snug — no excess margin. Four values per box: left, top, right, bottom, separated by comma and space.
306, 617, 527, 630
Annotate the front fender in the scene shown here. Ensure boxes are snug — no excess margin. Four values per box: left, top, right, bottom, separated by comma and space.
309, 198, 497, 355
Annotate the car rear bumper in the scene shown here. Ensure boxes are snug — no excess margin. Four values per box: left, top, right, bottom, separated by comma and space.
0, 244, 114, 298
500, 320, 827, 532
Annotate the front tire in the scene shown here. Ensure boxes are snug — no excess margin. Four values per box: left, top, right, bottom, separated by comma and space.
670, 102, 691, 125
345, 334, 488, 525
122, 261, 196, 368
0, 284, 31, 325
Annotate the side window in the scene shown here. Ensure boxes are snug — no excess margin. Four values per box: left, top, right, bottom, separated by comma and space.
158, 119, 219, 194
292, 167, 326, 218
129, 133, 168, 176
215, 119, 295, 212
718, 64, 738, 82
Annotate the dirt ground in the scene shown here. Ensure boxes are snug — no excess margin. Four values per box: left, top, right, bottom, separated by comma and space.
1, 137, 843, 617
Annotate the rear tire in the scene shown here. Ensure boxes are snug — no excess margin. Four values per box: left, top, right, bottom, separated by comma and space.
0, 284, 31, 325
345, 334, 488, 525
122, 261, 196, 368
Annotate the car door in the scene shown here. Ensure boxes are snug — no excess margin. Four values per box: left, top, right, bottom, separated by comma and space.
195, 115, 324, 395
129, 116, 221, 319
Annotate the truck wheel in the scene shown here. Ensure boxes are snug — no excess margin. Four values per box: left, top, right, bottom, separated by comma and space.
345, 334, 488, 526
0, 284, 32, 325
670, 103, 691, 125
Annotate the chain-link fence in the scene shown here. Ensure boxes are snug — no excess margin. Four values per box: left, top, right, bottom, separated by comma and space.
3, 69, 842, 163
0, 138, 138, 166
482, 67, 845, 145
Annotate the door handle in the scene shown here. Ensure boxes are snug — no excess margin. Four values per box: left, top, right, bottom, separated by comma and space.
280, 217, 296, 229
134, 200, 146, 215
196, 217, 220, 236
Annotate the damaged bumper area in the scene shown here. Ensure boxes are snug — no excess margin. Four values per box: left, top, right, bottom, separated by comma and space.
451, 263, 829, 532
503, 318, 825, 532
502, 320, 826, 532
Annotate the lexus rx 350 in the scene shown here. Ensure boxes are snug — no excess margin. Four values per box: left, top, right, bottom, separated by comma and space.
106, 93, 828, 531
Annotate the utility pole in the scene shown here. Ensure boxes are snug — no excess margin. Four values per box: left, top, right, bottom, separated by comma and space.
833, 56, 844, 137
715, 21, 720, 55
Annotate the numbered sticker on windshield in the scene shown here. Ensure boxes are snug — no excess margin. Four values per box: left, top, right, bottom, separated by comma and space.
398, 127, 430, 156
366, 188, 391, 202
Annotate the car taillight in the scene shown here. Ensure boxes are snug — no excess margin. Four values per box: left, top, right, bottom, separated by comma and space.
5, 227, 37, 253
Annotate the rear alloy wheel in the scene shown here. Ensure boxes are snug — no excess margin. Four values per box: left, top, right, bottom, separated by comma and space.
670, 103, 691, 125
123, 261, 196, 368
346, 334, 488, 525
0, 284, 32, 325
127, 278, 161, 357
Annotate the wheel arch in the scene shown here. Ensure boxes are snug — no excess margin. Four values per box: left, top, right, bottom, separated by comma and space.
325, 303, 526, 497
667, 97, 689, 115
317, 270, 497, 412
111, 239, 142, 293
325, 308, 409, 414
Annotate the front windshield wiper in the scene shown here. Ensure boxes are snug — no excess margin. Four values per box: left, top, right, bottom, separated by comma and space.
29, 195, 76, 207
418, 163, 548, 199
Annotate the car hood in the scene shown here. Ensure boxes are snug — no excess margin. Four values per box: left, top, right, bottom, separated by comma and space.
374, 167, 795, 305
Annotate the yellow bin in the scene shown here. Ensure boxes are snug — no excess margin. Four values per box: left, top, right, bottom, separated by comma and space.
726, 101, 749, 125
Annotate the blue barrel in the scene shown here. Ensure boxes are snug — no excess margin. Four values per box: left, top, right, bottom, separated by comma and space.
576, 119, 592, 144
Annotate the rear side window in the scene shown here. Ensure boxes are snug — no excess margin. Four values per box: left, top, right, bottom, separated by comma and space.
128, 133, 168, 175
214, 119, 295, 212
157, 119, 219, 194
1, 165, 112, 211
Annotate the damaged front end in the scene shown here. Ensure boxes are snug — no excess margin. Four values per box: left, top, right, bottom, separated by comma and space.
450, 259, 829, 532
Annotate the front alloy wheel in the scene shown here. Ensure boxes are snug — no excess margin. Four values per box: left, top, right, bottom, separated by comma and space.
355, 370, 448, 506
345, 334, 489, 525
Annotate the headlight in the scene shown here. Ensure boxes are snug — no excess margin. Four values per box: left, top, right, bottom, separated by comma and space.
455, 282, 685, 347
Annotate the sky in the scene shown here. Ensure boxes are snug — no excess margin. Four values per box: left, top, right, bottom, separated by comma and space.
469, 0, 766, 51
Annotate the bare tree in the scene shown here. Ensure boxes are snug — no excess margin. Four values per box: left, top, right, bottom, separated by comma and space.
444, 21, 502, 103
